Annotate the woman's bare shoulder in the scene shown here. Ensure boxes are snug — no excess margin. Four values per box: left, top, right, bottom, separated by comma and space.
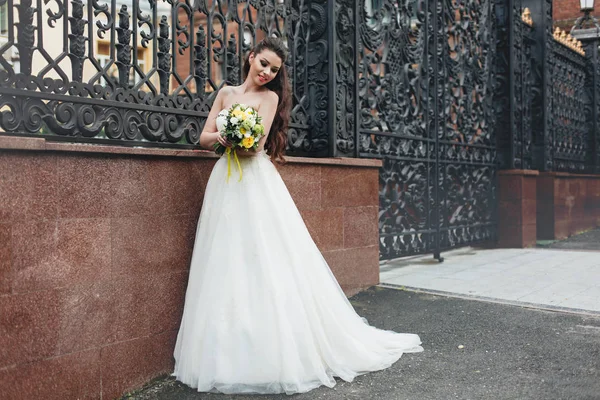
213, 85, 238, 108
217, 85, 236, 96
260, 89, 279, 105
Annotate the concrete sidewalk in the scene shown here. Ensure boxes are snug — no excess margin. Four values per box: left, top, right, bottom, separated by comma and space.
380, 247, 600, 314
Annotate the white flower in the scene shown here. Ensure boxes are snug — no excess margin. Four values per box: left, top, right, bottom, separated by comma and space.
230, 117, 239, 125
244, 133, 251, 138
216, 115, 228, 132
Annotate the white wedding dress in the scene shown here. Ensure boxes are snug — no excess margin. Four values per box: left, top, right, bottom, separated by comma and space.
172, 151, 423, 395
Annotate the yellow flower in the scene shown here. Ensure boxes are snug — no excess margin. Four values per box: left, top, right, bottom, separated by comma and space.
232, 109, 244, 118
242, 136, 255, 148
240, 127, 247, 135
241, 112, 248, 121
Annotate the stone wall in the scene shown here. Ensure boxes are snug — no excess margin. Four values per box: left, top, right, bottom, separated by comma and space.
497, 170, 539, 248
0, 137, 381, 400
537, 172, 600, 240
496, 169, 600, 247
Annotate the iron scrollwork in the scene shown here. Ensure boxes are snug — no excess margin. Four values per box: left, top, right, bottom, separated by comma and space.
438, 0, 497, 251
288, 0, 329, 156
0, 0, 327, 154
551, 40, 588, 172
494, 0, 534, 170
351, 0, 497, 260
333, 0, 356, 157
354, 0, 435, 259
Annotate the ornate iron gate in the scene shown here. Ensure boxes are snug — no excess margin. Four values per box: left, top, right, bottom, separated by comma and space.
329, 0, 498, 260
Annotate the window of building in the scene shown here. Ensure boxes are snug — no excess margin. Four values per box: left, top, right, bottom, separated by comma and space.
0, 3, 9, 37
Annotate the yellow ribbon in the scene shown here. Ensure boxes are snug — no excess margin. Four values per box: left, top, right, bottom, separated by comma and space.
225, 148, 243, 182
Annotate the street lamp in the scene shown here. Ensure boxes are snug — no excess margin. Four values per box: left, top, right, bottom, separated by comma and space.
580, 0, 595, 12
572, 0, 600, 33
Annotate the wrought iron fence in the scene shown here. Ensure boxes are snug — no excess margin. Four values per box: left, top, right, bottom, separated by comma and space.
0, 0, 501, 261
0, 0, 329, 155
551, 38, 588, 172
339, 0, 498, 260
573, 28, 600, 173
497, 0, 600, 174
3, 0, 600, 261
495, 6, 535, 171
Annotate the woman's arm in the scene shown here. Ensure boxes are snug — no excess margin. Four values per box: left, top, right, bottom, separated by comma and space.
199, 87, 231, 150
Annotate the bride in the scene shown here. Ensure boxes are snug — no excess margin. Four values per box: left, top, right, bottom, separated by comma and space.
172, 37, 423, 395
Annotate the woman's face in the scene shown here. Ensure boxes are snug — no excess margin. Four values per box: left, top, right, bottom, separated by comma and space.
248, 49, 282, 86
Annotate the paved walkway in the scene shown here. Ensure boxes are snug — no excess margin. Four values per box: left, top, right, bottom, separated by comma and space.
380, 247, 600, 314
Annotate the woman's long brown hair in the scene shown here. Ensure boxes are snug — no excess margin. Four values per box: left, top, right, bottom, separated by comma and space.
243, 37, 291, 163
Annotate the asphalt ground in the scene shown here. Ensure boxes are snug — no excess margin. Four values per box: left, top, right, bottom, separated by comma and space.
123, 287, 600, 400
540, 228, 600, 251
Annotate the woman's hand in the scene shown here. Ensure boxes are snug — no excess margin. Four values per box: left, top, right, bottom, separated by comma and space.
216, 133, 233, 148
200, 131, 231, 150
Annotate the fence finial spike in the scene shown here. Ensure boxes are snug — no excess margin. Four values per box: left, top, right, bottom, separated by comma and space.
522, 7, 533, 26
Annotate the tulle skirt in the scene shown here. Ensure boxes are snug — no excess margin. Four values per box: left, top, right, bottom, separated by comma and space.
172, 152, 423, 394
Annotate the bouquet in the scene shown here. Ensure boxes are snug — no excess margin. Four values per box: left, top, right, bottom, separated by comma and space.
214, 104, 266, 182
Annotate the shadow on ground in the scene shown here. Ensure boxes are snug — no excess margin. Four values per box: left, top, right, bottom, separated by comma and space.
122, 287, 600, 400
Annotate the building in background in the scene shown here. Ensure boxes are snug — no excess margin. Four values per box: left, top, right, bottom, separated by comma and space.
0, 0, 171, 90
553, 0, 600, 29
